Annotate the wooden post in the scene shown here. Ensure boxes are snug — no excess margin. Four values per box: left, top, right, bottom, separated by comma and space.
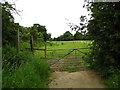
44, 42, 47, 59
17, 29, 20, 53
30, 34, 34, 54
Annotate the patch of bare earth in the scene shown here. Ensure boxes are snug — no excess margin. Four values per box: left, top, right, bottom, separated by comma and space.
49, 70, 106, 88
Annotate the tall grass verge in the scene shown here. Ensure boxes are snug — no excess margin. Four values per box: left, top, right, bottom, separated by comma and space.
2, 45, 51, 88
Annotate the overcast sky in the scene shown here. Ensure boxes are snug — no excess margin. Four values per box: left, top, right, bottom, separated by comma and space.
6, 0, 89, 38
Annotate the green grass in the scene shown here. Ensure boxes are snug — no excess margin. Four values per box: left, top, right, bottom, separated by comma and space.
47, 41, 92, 59
34, 40, 92, 59
45, 41, 92, 72
47, 41, 92, 49
2, 45, 51, 88
2, 40, 92, 88
3, 56, 51, 88
34, 40, 92, 72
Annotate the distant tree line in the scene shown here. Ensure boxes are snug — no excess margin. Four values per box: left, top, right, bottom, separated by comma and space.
53, 31, 91, 41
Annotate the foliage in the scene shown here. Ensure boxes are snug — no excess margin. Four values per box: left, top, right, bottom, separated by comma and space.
2, 2, 19, 46
66, 15, 90, 40
20, 27, 31, 41
2, 45, 33, 71
2, 1, 51, 88
2, 48, 51, 88
85, 1, 120, 73
74, 31, 90, 40
105, 69, 120, 88
53, 31, 74, 41
53, 31, 91, 41
2, 1, 51, 47
83, 2, 120, 88
74, 31, 83, 40
30, 24, 51, 42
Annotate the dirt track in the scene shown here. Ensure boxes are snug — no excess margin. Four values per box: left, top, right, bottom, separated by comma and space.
49, 70, 106, 88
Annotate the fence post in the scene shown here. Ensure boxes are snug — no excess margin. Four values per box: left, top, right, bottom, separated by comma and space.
44, 42, 47, 59
30, 34, 34, 54
17, 29, 20, 53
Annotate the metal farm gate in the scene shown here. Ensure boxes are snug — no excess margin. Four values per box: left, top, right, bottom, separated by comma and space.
26, 44, 90, 71
46, 47, 90, 71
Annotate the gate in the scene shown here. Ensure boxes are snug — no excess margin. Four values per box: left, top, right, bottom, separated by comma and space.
26, 46, 91, 71
46, 47, 90, 71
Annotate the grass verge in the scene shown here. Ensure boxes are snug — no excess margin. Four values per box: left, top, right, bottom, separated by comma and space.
2, 45, 51, 88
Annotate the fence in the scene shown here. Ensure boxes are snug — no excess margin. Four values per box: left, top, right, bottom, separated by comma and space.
26, 47, 91, 59
26, 46, 91, 71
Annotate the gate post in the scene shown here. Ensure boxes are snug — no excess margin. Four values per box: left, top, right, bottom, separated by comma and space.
30, 34, 34, 54
17, 29, 20, 53
44, 42, 47, 59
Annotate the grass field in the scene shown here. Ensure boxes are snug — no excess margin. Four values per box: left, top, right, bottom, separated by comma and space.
34, 40, 92, 61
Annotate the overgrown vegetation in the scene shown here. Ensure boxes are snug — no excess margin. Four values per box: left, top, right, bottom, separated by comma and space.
2, 46, 51, 88
83, 2, 120, 88
2, 1, 51, 88
2, 0, 120, 88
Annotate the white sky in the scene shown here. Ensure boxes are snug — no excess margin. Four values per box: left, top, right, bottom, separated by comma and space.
5, 0, 89, 38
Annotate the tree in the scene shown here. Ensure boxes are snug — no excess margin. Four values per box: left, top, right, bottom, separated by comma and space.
63, 31, 74, 41
20, 27, 30, 41
54, 31, 74, 41
74, 31, 83, 40
47, 33, 52, 41
83, 2, 120, 78
66, 16, 91, 40
30, 24, 51, 42
2, 2, 18, 46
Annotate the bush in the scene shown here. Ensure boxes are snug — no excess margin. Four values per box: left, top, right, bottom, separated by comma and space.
105, 70, 120, 88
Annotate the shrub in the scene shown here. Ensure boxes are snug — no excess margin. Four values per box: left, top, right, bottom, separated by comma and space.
105, 70, 120, 88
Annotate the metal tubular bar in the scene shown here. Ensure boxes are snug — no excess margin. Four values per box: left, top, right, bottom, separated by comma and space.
26, 47, 91, 51
51, 66, 88, 69
76, 49, 88, 54
46, 47, 91, 51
